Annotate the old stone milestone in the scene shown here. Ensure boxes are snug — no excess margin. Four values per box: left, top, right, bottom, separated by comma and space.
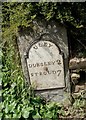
27, 41, 65, 90
18, 20, 70, 103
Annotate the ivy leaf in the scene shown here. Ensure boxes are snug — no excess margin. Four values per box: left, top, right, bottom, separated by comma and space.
33, 112, 41, 119
22, 110, 30, 118
5, 104, 9, 114
13, 113, 21, 118
0, 113, 3, 118
5, 114, 12, 118
31, 15, 36, 20
44, 111, 54, 119
0, 102, 4, 110
22, 107, 33, 118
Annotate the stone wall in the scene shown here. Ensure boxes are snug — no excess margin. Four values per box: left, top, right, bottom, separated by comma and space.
69, 57, 86, 96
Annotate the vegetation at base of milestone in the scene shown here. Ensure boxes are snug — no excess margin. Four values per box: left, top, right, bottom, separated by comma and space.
1, 2, 86, 119
1, 24, 62, 119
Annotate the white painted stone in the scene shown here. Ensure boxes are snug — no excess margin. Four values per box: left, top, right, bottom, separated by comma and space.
27, 41, 65, 90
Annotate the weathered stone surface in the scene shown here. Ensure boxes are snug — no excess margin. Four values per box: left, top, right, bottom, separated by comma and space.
69, 57, 86, 70
71, 73, 80, 85
17, 20, 70, 103
27, 40, 65, 90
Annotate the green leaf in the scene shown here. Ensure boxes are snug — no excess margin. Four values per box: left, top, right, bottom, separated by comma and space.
44, 111, 53, 119
22, 110, 30, 118
31, 15, 36, 20
0, 112, 3, 118
0, 102, 4, 110
5, 104, 9, 114
13, 113, 21, 118
33, 112, 41, 119
22, 107, 33, 118
5, 114, 12, 118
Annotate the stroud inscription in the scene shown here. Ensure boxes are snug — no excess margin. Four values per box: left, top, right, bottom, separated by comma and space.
27, 41, 65, 90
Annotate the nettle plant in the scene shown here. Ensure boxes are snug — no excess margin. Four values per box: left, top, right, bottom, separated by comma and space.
1, 2, 85, 119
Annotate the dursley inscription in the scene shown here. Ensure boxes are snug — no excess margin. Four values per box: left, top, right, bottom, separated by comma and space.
27, 41, 65, 90
18, 21, 70, 103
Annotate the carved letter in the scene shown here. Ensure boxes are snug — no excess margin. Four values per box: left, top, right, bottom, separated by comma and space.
48, 43, 53, 47
35, 72, 38, 76
57, 70, 61, 76
56, 60, 61, 65
29, 64, 32, 68
39, 72, 42, 75
52, 61, 55, 65
40, 63, 44, 66
44, 62, 47, 66
44, 42, 47, 47
43, 72, 47, 75
33, 64, 36, 67
48, 61, 51, 65
33, 45, 38, 49
36, 63, 40, 67
31, 73, 34, 77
